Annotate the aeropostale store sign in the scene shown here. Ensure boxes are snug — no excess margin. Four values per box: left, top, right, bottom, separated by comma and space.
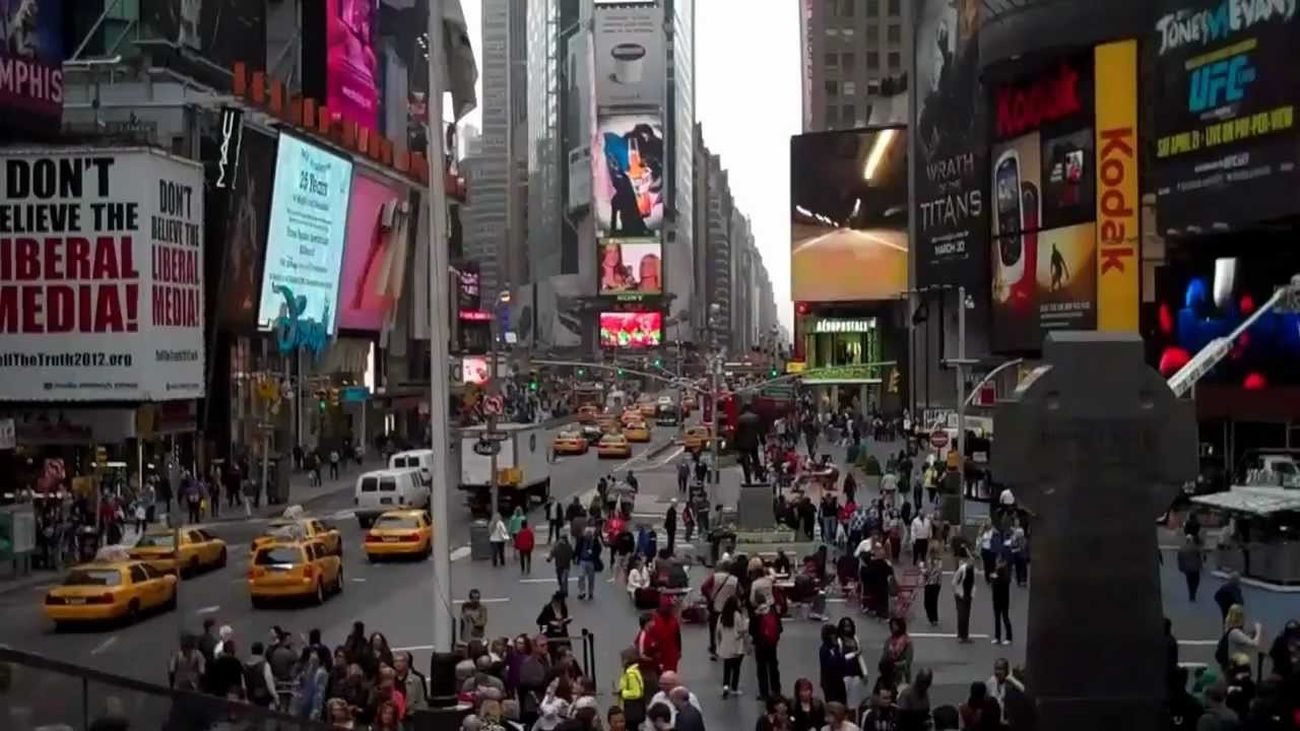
811, 318, 877, 334
0, 148, 206, 402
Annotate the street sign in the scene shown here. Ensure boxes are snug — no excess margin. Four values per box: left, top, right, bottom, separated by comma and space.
484, 395, 504, 416
929, 430, 950, 449
473, 439, 501, 456
480, 430, 511, 443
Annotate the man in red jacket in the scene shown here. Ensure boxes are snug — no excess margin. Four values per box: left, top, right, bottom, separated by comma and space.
647, 596, 682, 672
515, 520, 536, 575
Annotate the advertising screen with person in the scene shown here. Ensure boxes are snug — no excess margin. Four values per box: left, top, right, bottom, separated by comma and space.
790, 128, 909, 302
597, 240, 662, 295
337, 173, 402, 331
257, 135, 354, 335
326, 0, 379, 131
599, 311, 662, 348
461, 356, 490, 385
593, 113, 664, 242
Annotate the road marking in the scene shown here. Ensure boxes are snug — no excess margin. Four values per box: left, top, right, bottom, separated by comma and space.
520, 577, 576, 583
1178, 640, 1219, 646
450, 546, 471, 562
910, 632, 991, 640
195, 605, 221, 615
91, 636, 119, 655
350, 578, 367, 583
393, 644, 435, 651
452, 597, 511, 604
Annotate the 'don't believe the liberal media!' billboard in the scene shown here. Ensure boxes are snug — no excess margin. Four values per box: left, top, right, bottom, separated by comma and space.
0, 149, 206, 402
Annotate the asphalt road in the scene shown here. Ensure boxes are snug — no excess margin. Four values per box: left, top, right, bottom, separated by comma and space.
0, 421, 678, 687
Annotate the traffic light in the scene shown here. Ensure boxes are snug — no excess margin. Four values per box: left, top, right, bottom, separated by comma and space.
329, 388, 341, 407
315, 389, 328, 412
528, 377, 539, 391
577, 368, 586, 377
653, 358, 662, 368
769, 367, 779, 378
888, 368, 900, 394
617, 368, 625, 377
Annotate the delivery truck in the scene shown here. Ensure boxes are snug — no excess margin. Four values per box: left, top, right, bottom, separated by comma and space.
458, 423, 552, 517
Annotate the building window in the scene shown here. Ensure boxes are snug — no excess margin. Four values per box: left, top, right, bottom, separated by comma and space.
825, 80, 839, 96
826, 27, 839, 36
841, 52, 855, 71
867, 53, 880, 70
887, 0, 901, 15
841, 26, 855, 36
825, 52, 838, 69
867, 78, 882, 95
866, 23, 880, 38
867, 0, 879, 14
887, 51, 901, 70
842, 105, 855, 124
826, 105, 839, 127
887, 24, 901, 43
841, 0, 855, 16
843, 80, 856, 95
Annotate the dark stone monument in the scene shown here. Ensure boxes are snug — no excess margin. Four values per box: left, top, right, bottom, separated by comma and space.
993, 332, 1197, 730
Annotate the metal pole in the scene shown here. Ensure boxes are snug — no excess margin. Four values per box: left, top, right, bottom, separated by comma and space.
489, 320, 500, 520
955, 286, 967, 531
426, 0, 455, 656
710, 355, 720, 484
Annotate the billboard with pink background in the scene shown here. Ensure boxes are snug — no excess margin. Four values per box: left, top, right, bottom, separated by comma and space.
327, 0, 379, 131
337, 174, 402, 331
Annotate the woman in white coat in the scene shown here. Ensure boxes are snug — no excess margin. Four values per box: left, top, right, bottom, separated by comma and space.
715, 595, 748, 698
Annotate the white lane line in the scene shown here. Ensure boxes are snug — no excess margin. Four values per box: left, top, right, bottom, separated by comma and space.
450, 546, 471, 562
393, 644, 435, 651
910, 632, 991, 640
452, 597, 511, 604
350, 578, 367, 583
1178, 640, 1219, 646
520, 577, 577, 583
91, 636, 119, 655
195, 605, 221, 615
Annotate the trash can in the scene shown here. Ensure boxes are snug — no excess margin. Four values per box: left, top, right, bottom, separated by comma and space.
469, 520, 492, 561
708, 528, 736, 568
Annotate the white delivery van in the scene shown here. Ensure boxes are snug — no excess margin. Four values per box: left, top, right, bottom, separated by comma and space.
389, 449, 434, 486
354, 468, 427, 528
458, 423, 551, 517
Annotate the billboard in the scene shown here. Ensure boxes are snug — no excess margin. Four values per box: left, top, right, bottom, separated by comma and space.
600, 311, 662, 348
989, 54, 1098, 352
461, 355, 490, 385
913, 0, 986, 289
337, 173, 403, 331
221, 128, 277, 330
598, 240, 662, 295
790, 128, 909, 303
142, 0, 267, 72
1150, 0, 1300, 234
1093, 40, 1140, 333
0, 0, 63, 131
593, 113, 665, 242
257, 135, 354, 336
326, 0, 380, 131
0, 149, 205, 401
593, 1, 665, 110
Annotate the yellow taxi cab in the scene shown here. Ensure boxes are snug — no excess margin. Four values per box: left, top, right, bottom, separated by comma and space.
624, 420, 651, 443
552, 428, 589, 456
247, 539, 344, 607
597, 433, 633, 459
577, 405, 600, 424
44, 560, 177, 627
129, 528, 228, 576
598, 414, 622, 434
683, 425, 712, 453
620, 408, 644, 427
363, 510, 433, 561
252, 518, 342, 557
638, 400, 657, 417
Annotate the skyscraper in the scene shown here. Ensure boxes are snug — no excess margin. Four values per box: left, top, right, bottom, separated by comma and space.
801, 0, 911, 132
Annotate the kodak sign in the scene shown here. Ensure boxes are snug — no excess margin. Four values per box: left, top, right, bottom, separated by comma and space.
1094, 40, 1140, 332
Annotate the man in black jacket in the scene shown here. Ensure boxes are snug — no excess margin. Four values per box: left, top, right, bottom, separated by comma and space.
671, 686, 706, 731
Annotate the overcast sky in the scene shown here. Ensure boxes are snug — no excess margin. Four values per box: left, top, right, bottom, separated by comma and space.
456, 0, 799, 333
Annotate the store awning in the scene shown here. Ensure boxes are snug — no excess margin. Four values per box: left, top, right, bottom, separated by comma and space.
1192, 486, 1300, 516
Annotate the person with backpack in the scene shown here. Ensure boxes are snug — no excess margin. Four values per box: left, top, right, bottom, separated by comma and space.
244, 641, 278, 709
705, 559, 740, 661
169, 634, 206, 692
750, 593, 784, 702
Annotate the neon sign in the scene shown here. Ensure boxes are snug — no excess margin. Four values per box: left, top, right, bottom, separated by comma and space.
274, 285, 330, 355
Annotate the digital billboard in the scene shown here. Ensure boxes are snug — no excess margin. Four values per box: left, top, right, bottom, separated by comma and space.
326, 0, 380, 131
593, 1, 665, 110
221, 128, 276, 330
1151, 0, 1300, 234
600, 311, 662, 348
790, 128, 909, 303
461, 356, 490, 385
913, 0, 986, 290
988, 54, 1099, 353
598, 240, 662, 295
337, 173, 402, 331
593, 113, 664, 243
257, 135, 354, 335
0, 0, 63, 132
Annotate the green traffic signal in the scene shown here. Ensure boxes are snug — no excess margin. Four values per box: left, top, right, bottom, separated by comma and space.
769, 369, 778, 377
529, 380, 539, 391
318, 399, 327, 412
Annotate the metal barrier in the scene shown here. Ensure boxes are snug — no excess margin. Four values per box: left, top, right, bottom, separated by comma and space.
0, 647, 332, 731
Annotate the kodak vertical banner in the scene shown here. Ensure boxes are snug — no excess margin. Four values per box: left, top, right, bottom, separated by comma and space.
1094, 40, 1140, 332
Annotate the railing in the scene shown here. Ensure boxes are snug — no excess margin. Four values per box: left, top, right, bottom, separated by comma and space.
0, 647, 332, 731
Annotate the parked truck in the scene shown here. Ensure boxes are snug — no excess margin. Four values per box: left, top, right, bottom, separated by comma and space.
458, 423, 552, 517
